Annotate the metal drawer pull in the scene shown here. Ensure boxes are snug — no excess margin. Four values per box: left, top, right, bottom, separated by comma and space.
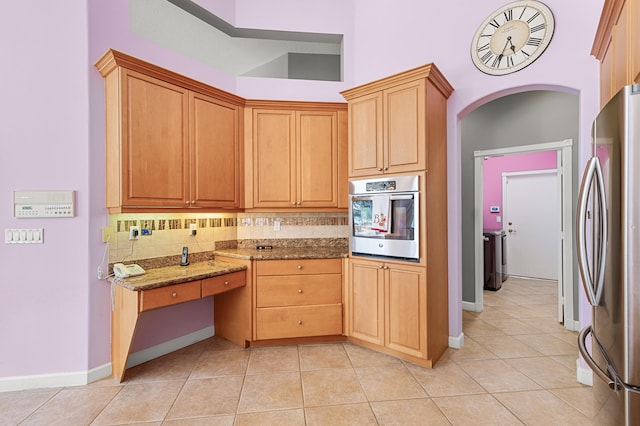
224, 281, 229, 286
298, 289, 303, 293
297, 320, 302, 325
172, 292, 177, 298
297, 265, 302, 269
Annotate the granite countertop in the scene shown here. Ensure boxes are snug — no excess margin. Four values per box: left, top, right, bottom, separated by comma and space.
110, 260, 247, 291
213, 246, 348, 260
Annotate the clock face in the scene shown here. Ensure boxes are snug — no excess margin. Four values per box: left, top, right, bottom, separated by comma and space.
471, 1, 555, 75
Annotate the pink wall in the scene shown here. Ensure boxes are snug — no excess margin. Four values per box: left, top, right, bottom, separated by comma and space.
0, 0, 603, 385
483, 151, 557, 231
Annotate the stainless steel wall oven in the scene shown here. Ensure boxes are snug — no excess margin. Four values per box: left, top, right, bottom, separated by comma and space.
349, 175, 419, 262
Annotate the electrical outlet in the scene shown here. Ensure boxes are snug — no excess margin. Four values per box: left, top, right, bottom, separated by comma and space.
102, 227, 114, 243
189, 223, 197, 236
274, 220, 281, 231
129, 226, 140, 240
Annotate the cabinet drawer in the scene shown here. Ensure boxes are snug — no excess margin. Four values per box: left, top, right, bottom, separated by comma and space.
256, 258, 342, 276
202, 271, 246, 297
256, 274, 342, 307
256, 304, 343, 339
140, 281, 201, 312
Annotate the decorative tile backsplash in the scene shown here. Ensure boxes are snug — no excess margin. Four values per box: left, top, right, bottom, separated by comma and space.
107, 212, 348, 263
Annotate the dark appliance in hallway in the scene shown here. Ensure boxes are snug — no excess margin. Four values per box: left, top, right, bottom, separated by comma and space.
483, 230, 506, 291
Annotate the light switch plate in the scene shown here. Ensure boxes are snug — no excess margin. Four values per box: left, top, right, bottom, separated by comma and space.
5, 228, 44, 244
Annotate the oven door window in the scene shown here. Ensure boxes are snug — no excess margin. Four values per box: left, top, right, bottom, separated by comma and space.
351, 196, 415, 240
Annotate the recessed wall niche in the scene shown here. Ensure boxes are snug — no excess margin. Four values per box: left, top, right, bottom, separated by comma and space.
131, 0, 343, 81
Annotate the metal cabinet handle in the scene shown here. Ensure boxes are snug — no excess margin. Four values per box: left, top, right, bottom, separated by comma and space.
224, 281, 229, 286
172, 292, 177, 298
297, 320, 302, 325
297, 265, 302, 270
298, 289, 303, 293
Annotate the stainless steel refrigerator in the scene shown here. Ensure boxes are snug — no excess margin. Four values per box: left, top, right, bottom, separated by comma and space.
577, 84, 640, 425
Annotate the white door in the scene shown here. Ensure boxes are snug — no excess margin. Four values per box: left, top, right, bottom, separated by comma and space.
503, 170, 559, 280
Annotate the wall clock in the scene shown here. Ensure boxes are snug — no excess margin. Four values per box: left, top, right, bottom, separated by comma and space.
471, 0, 555, 76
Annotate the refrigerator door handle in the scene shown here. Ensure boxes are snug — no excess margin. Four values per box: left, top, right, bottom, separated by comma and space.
578, 325, 618, 391
576, 157, 607, 306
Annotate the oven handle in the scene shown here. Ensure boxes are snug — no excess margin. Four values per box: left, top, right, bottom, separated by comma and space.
350, 194, 415, 201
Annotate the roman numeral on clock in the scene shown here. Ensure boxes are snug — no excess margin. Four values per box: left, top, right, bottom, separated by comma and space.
527, 37, 542, 46
530, 23, 545, 33
481, 51, 495, 64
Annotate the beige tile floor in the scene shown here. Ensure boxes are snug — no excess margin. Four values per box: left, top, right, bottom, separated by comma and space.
1, 277, 606, 425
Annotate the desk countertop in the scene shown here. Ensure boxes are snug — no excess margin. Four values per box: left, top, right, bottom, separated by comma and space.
213, 247, 348, 260
111, 260, 247, 291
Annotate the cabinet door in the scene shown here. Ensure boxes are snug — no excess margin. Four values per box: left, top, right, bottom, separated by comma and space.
384, 79, 426, 174
348, 259, 384, 345
297, 111, 338, 207
633, 0, 640, 83
385, 264, 427, 358
122, 70, 189, 206
253, 109, 296, 207
612, 2, 629, 97
600, 38, 615, 107
191, 93, 241, 208
348, 92, 383, 177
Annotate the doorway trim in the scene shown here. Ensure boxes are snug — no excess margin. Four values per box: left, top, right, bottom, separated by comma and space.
471, 139, 577, 330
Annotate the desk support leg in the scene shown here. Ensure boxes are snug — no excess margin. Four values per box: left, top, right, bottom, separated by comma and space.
112, 286, 139, 382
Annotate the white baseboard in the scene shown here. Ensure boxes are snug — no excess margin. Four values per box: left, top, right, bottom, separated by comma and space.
0, 370, 92, 393
0, 326, 215, 393
564, 319, 580, 332
462, 301, 480, 312
448, 332, 464, 349
126, 326, 214, 369
577, 358, 593, 386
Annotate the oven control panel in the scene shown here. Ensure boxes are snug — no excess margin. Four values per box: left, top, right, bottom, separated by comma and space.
365, 180, 396, 192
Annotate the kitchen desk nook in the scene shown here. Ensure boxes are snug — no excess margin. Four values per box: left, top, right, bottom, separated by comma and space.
109, 260, 247, 382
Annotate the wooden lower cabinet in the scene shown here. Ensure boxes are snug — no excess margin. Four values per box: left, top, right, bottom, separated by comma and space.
254, 258, 344, 341
348, 258, 430, 362
256, 305, 342, 339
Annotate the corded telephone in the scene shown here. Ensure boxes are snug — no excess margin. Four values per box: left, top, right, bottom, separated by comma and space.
113, 263, 145, 278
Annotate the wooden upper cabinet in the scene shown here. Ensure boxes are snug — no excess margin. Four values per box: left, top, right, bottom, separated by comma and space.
247, 102, 347, 210
632, 0, 640, 83
191, 93, 241, 208
122, 70, 190, 207
385, 80, 426, 175
252, 109, 296, 208
592, 0, 640, 106
95, 49, 244, 212
347, 92, 383, 176
297, 110, 338, 207
341, 64, 453, 177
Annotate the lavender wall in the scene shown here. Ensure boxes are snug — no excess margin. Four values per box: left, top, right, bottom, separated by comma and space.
0, 2, 92, 379
483, 151, 558, 231
0, 0, 603, 385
